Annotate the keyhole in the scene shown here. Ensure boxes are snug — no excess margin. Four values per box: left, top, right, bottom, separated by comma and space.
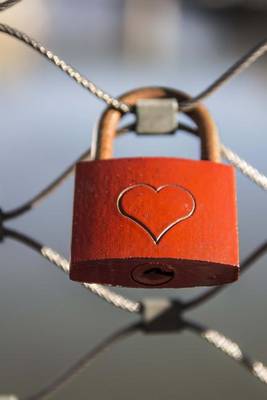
131, 263, 175, 286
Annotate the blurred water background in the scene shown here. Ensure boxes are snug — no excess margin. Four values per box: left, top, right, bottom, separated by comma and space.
0, 1, 267, 399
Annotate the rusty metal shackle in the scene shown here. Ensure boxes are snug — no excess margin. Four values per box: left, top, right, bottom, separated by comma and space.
95, 87, 221, 162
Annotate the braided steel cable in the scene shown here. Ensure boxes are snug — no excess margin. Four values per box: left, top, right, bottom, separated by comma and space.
221, 144, 267, 191
1, 124, 266, 315
19, 318, 267, 399
188, 320, 267, 386
3, 224, 267, 317
180, 38, 267, 111
177, 123, 267, 191
3, 314, 267, 399
1, 3, 267, 398
3, 227, 141, 314
41, 246, 141, 313
1, 317, 267, 400
2, 123, 266, 223
1, 22, 267, 113
0, 23, 130, 113
26, 236, 267, 313
0, 22, 266, 222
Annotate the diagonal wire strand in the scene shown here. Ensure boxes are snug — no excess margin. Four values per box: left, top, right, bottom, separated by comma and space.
183, 240, 267, 311
2, 148, 91, 221
3, 122, 266, 223
180, 38, 267, 111
221, 144, 267, 191
0, 23, 130, 113
22, 322, 141, 400
175, 123, 267, 191
1, 124, 266, 314
3, 227, 141, 314
187, 319, 267, 386
2, 128, 125, 222
3, 226, 267, 316
1, 3, 267, 397
23, 318, 267, 400
1, 22, 267, 112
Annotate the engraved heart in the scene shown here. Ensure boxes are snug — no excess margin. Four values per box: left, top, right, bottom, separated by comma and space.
117, 183, 196, 244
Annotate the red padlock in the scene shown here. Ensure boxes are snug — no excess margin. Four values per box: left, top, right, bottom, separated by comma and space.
70, 87, 239, 288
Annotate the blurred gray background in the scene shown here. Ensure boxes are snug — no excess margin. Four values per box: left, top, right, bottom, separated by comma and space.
0, 0, 267, 399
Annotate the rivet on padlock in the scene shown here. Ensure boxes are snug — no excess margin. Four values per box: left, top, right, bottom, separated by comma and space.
70, 87, 239, 288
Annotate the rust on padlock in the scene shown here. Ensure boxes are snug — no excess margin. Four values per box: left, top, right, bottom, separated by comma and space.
70, 87, 239, 288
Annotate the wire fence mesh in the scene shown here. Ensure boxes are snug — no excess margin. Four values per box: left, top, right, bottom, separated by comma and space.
1, 1, 267, 399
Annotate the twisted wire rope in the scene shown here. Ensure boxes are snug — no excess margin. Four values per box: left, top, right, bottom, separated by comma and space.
0, 23, 130, 113
41, 246, 141, 313
221, 144, 267, 191
1, 5, 267, 397
2, 227, 141, 314
188, 320, 267, 386
1, 22, 267, 112
2, 223, 267, 397
2, 123, 267, 223
180, 38, 267, 110
16, 318, 267, 399
1, 127, 266, 314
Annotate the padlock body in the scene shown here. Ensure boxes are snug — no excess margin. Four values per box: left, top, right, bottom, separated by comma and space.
70, 157, 239, 288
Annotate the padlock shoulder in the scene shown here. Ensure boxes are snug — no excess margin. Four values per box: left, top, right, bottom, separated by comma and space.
77, 156, 234, 172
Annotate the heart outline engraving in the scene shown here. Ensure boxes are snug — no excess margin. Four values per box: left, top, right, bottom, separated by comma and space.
117, 183, 196, 244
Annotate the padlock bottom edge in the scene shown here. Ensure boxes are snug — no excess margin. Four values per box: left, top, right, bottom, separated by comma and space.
70, 258, 239, 289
